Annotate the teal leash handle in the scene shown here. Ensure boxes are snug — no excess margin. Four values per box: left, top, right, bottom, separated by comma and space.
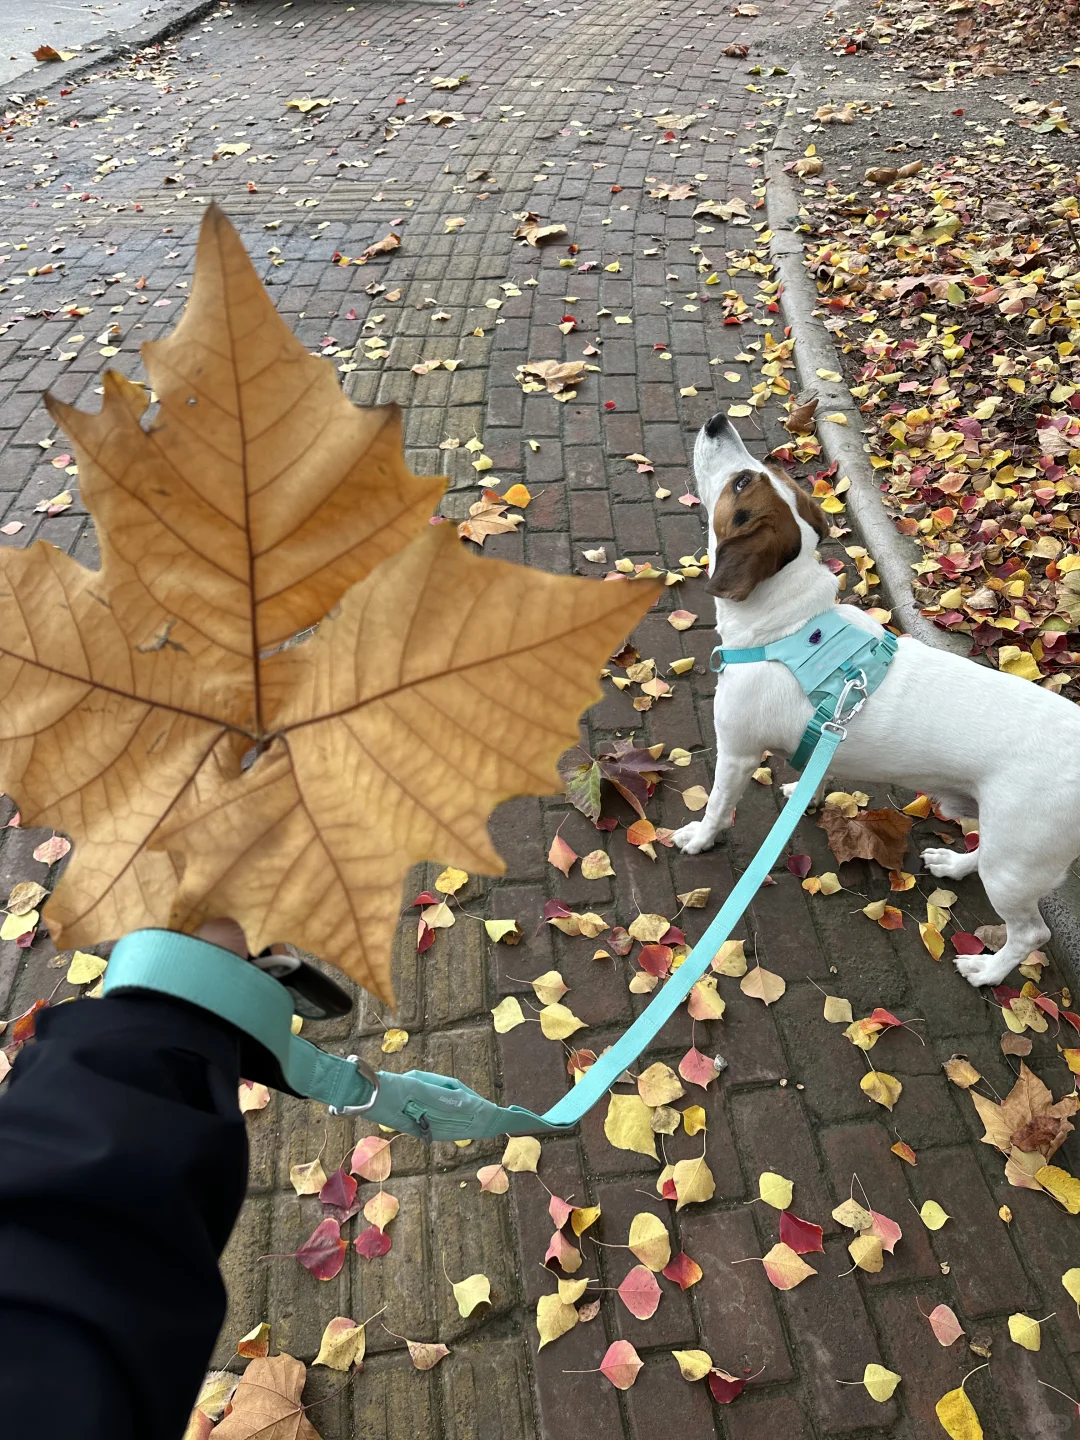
100, 719, 847, 1142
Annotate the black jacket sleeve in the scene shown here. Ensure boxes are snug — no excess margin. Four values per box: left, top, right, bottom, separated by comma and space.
0, 993, 250, 1440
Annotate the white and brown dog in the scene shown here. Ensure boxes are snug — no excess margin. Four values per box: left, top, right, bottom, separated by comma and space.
671, 412, 1080, 989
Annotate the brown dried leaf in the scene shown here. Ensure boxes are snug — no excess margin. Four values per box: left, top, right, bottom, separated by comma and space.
211, 1354, 321, 1440
818, 805, 913, 871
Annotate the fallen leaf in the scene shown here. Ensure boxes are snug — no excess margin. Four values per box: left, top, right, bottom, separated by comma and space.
758, 1172, 794, 1210
314, 1316, 365, 1370
477, 1164, 509, 1194
779, 1211, 824, 1255
944, 1057, 981, 1089
502, 1136, 542, 1173
491, 996, 526, 1032
919, 1200, 951, 1231
0, 207, 656, 1006
672, 1155, 715, 1210
548, 834, 579, 876
598, 1340, 643, 1390
936, 1382, 985, 1440
663, 1251, 703, 1289
678, 1046, 722, 1089
848, 1234, 883, 1273
296, 1219, 347, 1281
351, 1136, 392, 1183
238, 1080, 270, 1114
449, 1272, 491, 1318
32, 835, 70, 864
539, 1002, 586, 1040
672, 1349, 713, 1381
1036, 1164, 1080, 1213
707, 1370, 749, 1405
537, 1292, 578, 1348
484, 919, 521, 945
861, 1071, 902, 1110
861, 1364, 901, 1402
617, 1265, 662, 1319
927, 1304, 965, 1346
819, 805, 913, 871
1007, 1313, 1042, 1351
380, 1028, 408, 1054
289, 1160, 328, 1196
823, 995, 853, 1024
637, 1061, 685, 1108
581, 849, 614, 880
891, 1140, 917, 1166
211, 1354, 320, 1440
66, 950, 107, 985
761, 1242, 817, 1290
740, 965, 786, 1005
236, 1323, 270, 1360
712, 939, 747, 977
405, 1339, 449, 1371
681, 785, 710, 811
628, 1212, 671, 1271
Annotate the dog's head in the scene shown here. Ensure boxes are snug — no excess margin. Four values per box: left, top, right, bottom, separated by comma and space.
695, 413, 828, 602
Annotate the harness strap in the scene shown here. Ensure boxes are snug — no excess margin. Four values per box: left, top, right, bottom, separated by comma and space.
100, 721, 844, 1141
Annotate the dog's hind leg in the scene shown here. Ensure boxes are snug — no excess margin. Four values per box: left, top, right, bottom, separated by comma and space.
952, 826, 1056, 988
922, 845, 980, 881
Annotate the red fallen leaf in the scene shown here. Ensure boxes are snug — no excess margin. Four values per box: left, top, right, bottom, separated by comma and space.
410, 890, 440, 907
545, 1228, 581, 1271
417, 919, 435, 954
891, 1139, 917, 1166
353, 1225, 392, 1260
786, 854, 812, 879
992, 985, 1022, 1007
868, 1007, 902, 1029
877, 907, 904, 931
600, 1340, 643, 1389
604, 400, 616, 411
869, 1209, 902, 1254
543, 898, 574, 922
549, 1194, 575, 1229
610, 185, 623, 194
658, 924, 685, 946
617, 1264, 661, 1319
609, 926, 633, 956
548, 833, 578, 876
567, 1048, 597, 1076
778, 1211, 824, 1255
639, 944, 673, 978
662, 1251, 703, 1289
679, 1046, 721, 1090
1064, 1012, 1080, 1034
708, 1370, 747, 1404
596, 816, 618, 832
952, 933, 984, 955
677, 493, 701, 507
12, 999, 47, 1045
296, 1218, 347, 1280
319, 1166, 359, 1223
660, 1177, 677, 1201
1036, 995, 1060, 1020
16, 929, 36, 950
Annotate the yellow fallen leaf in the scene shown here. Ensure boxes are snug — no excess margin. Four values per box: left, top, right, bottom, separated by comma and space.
539, 1002, 586, 1040
449, 1272, 491, 1318
570, 1205, 601, 1236
289, 1159, 327, 1196
1036, 1164, 1080, 1213
848, 1233, 883, 1273
627, 913, 670, 944
862, 1363, 901, 1402
501, 483, 531, 508
920, 922, 945, 961
680, 785, 710, 811
380, 1027, 408, 1054
823, 412, 850, 426
536, 1292, 578, 1348
484, 918, 521, 944
740, 964, 786, 1005
1, 205, 658, 1008
823, 995, 853, 1023
530, 970, 567, 1005
1007, 1313, 1041, 1351
558, 1277, 588, 1305
435, 866, 469, 894
712, 939, 747, 977
936, 1379, 985, 1439
758, 1171, 794, 1209
677, 884, 709, 905
605, 1093, 658, 1160
66, 950, 107, 985
1, 910, 37, 941
919, 1200, 950, 1230
943, 1057, 981, 1088
672, 1349, 713, 1381
314, 1316, 365, 1369
637, 1061, 685, 1108
1063, 1267, 1080, 1307
580, 849, 615, 880
491, 996, 526, 1033
816, 368, 842, 382
628, 1211, 671, 1270
672, 1155, 715, 1210
501, 1135, 541, 1172
998, 645, 1041, 681
861, 1070, 902, 1110
236, 1322, 271, 1359
761, 1242, 817, 1290
683, 1105, 707, 1136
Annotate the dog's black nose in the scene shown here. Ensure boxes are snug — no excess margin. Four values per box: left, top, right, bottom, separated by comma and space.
704, 412, 731, 440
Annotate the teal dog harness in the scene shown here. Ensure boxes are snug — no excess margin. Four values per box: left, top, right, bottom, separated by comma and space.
102, 608, 897, 1142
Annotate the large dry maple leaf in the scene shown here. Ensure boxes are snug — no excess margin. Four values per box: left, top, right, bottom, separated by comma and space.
0, 205, 657, 1001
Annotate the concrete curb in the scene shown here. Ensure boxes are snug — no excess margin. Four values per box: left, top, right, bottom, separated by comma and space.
764, 76, 1080, 972
5, 0, 223, 97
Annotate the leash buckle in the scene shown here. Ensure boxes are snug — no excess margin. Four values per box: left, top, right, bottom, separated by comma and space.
821, 670, 868, 739
327, 1053, 381, 1115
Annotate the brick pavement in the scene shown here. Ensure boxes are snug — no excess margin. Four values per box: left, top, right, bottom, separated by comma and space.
1, 2, 1080, 1437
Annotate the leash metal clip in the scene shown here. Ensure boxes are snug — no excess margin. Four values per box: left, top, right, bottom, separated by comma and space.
821, 669, 868, 739
327, 1053, 381, 1116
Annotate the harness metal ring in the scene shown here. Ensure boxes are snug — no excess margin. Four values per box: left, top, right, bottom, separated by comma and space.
327, 1053, 381, 1116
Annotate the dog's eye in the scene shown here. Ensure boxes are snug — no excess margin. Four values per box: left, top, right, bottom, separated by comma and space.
732, 472, 752, 494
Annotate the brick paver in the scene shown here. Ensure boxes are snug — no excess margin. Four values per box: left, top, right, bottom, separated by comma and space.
2, 2, 1080, 1438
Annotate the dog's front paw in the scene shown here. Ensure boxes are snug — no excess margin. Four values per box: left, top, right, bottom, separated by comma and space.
672, 820, 717, 856
954, 953, 1014, 989
922, 846, 969, 880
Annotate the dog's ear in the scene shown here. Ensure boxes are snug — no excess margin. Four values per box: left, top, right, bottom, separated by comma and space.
781, 475, 829, 541
708, 473, 802, 599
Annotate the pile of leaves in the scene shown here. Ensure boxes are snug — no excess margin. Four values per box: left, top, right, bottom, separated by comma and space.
829, 0, 1080, 72
801, 153, 1080, 692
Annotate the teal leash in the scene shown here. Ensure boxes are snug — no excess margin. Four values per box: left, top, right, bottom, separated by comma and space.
102, 676, 862, 1142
